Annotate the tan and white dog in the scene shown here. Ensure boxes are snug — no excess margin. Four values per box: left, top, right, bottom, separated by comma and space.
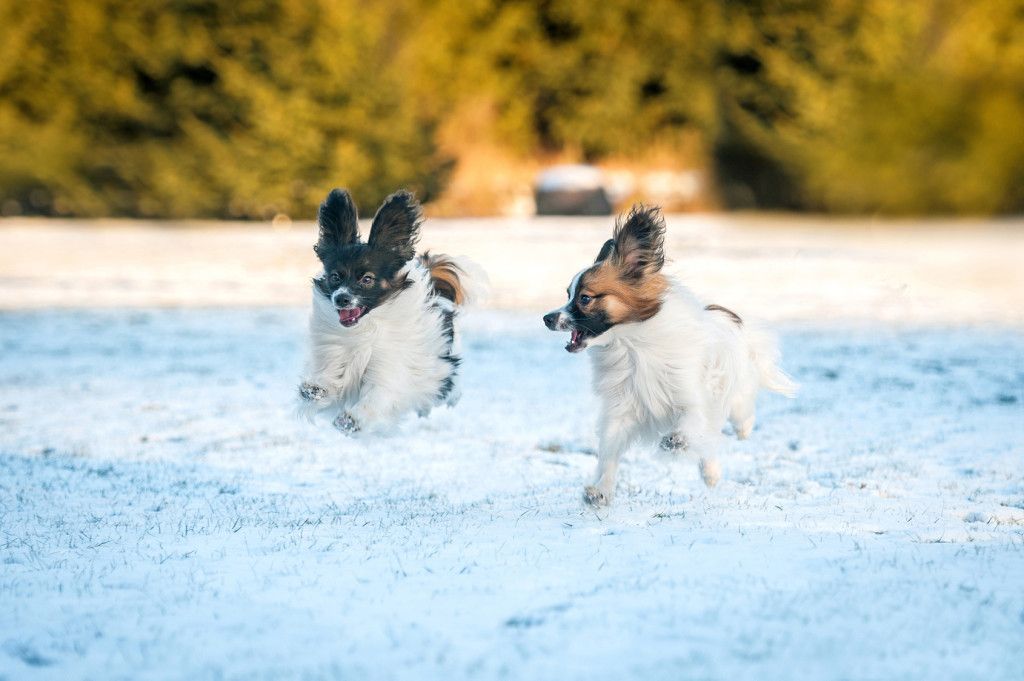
544, 205, 796, 505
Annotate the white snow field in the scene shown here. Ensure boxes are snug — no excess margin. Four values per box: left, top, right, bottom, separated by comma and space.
0, 216, 1022, 680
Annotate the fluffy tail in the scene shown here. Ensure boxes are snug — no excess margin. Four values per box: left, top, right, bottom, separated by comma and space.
745, 326, 798, 398
419, 252, 489, 307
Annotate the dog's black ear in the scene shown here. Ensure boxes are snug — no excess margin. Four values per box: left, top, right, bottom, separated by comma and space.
611, 205, 665, 279
368, 190, 421, 261
314, 189, 359, 260
594, 238, 615, 263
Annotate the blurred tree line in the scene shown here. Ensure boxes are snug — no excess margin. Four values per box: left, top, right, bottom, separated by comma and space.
0, 0, 1021, 218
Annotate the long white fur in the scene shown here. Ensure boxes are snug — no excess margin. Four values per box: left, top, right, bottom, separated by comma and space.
299, 258, 472, 431
575, 277, 796, 504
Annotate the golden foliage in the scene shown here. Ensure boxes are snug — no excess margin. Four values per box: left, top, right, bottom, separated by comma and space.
0, 0, 1020, 217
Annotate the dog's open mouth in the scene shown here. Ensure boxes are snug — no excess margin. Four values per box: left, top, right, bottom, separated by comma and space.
566, 327, 591, 353
337, 306, 367, 327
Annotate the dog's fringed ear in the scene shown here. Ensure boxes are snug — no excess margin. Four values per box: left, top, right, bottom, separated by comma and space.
314, 188, 359, 260
611, 204, 666, 279
594, 238, 615, 263
368, 190, 421, 261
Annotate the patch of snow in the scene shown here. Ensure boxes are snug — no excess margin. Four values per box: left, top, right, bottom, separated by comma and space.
1, 218, 1021, 678
0, 308, 1021, 680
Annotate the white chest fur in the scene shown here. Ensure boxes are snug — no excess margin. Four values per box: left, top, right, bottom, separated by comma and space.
588, 284, 715, 437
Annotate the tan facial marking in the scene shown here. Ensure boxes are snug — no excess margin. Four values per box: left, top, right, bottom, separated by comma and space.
580, 260, 667, 324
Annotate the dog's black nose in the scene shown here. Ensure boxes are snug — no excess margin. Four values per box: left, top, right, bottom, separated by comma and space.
543, 312, 559, 330
334, 293, 353, 308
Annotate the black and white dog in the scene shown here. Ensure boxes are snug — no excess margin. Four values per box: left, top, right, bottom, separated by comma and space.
298, 188, 481, 434
544, 205, 796, 505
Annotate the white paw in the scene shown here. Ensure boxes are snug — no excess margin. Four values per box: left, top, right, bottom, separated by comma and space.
333, 412, 360, 436
700, 458, 721, 487
735, 416, 754, 440
583, 485, 613, 507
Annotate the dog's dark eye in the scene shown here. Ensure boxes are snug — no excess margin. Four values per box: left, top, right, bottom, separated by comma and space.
579, 294, 592, 305
328, 272, 341, 285
359, 274, 375, 287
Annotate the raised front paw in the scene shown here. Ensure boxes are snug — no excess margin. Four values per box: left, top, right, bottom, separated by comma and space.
660, 432, 688, 451
333, 412, 360, 436
583, 484, 613, 507
299, 382, 329, 402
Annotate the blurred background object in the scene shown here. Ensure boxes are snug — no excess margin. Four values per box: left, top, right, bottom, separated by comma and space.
534, 165, 612, 215
0, 0, 1022, 219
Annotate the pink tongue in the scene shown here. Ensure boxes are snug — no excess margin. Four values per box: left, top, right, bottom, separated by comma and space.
338, 308, 362, 323
571, 329, 582, 344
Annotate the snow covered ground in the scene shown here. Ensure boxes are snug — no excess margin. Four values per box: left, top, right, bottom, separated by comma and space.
1, 217, 1022, 680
